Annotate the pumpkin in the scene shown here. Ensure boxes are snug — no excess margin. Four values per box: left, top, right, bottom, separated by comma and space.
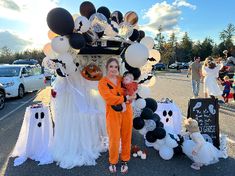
81, 63, 103, 81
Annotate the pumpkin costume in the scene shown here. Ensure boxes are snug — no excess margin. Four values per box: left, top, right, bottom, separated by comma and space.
98, 76, 133, 164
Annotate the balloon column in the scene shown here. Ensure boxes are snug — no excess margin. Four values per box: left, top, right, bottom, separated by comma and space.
133, 97, 184, 160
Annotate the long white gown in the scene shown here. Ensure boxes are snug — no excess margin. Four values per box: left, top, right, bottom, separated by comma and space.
50, 72, 107, 169
203, 64, 223, 96
182, 132, 225, 165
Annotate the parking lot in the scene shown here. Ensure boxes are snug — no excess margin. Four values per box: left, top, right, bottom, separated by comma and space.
1, 72, 235, 176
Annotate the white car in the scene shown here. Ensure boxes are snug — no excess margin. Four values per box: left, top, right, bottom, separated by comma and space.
0, 64, 46, 98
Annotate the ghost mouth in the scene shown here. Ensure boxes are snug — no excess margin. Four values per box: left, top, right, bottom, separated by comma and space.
166, 118, 169, 123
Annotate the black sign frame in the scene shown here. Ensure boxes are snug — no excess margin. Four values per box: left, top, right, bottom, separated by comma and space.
187, 98, 220, 148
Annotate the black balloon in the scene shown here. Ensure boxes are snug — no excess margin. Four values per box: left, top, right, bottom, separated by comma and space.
56, 68, 66, 77
146, 131, 157, 143
155, 121, 164, 128
125, 61, 135, 70
152, 113, 160, 123
145, 98, 158, 112
140, 107, 154, 120
69, 33, 86, 49
133, 117, 145, 130
111, 11, 123, 24
129, 67, 141, 80
80, 1, 96, 19
129, 29, 140, 42
153, 127, 166, 139
83, 32, 93, 45
97, 6, 111, 19
137, 30, 145, 42
47, 8, 74, 35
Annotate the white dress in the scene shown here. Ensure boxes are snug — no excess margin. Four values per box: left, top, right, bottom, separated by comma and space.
50, 72, 107, 169
203, 64, 223, 96
182, 132, 223, 165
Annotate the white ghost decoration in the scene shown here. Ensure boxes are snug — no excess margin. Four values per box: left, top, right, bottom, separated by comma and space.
12, 105, 53, 166
154, 102, 182, 135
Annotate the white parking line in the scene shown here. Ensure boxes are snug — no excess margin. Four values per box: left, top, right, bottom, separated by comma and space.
0, 95, 37, 121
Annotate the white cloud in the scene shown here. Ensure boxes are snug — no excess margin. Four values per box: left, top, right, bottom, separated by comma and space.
173, 0, 196, 10
0, 0, 59, 51
0, 30, 32, 52
0, 0, 20, 11
140, 0, 196, 39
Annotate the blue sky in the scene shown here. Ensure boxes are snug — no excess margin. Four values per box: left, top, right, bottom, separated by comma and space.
0, 0, 234, 52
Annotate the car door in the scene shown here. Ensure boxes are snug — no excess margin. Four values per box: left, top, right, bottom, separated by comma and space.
30, 66, 45, 90
21, 67, 33, 92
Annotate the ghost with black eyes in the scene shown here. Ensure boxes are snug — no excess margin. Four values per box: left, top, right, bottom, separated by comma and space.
12, 105, 53, 166
155, 102, 182, 135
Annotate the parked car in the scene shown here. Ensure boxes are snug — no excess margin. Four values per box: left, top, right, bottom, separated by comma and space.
13, 59, 39, 65
153, 63, 166, 71
0, 83, 5, 110
0, 64, 45, 98
169, 62, 189, 69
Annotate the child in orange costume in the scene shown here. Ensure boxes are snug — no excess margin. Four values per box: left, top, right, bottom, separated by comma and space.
98, 58, 135, 174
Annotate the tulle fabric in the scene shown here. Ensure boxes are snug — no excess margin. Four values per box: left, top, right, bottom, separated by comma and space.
182, 132, 222, 165
50, 73, 107, 169
11, 106, 53, 166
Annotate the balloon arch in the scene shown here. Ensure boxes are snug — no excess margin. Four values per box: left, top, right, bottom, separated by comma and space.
43, 1, 185, 161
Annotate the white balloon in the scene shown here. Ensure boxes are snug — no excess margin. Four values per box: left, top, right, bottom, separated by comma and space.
138, 85, 151, 98
43, 43, 57, 59
125, 43, 149, 68
118, 22, 133, 38
89, 13, 107, 33
139, 127, 147, 136
153, 141, 161, 150
42, 56, 56, 70
159, 146, 174, 160
58, 53, 76, 75
145, 119, 156, 131
165, 134, 178, 148
104, 25, 117, 37
51, 36, 70, 54
149, 49, 161, 63
140, 61, 153, 74
75, 16, 91, 33
140, 36, 155, 49
135, 98, 146, 109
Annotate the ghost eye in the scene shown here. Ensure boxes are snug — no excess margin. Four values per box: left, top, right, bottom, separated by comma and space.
35, 112, 39, 119
41, 112, 45, 119
168, 110, 173, 116
163, 110, 167, 116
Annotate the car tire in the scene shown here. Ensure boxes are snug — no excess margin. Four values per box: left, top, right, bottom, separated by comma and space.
0, 90, 5, 110
18, 84, 25, 98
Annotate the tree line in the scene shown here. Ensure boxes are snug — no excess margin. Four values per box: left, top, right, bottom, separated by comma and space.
154, 23, 235, 64
0, 23, 234, 65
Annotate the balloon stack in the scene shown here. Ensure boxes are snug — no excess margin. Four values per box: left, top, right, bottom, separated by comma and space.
43, 1, 161, 81
133, 97, 184, 160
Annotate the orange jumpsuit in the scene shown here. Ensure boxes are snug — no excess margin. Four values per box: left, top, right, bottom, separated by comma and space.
98, 76, 133, 164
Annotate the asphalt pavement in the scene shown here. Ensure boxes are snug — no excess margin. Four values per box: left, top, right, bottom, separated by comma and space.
0, 73, 235, 176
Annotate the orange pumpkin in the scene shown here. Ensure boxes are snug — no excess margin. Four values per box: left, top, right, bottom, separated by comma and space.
81, 63, 103, 81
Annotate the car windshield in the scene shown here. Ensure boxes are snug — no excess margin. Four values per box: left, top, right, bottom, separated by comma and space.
0, 67, 21, 77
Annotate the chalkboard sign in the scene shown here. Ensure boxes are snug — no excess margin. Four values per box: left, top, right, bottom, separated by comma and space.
187, 98, 220, 148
